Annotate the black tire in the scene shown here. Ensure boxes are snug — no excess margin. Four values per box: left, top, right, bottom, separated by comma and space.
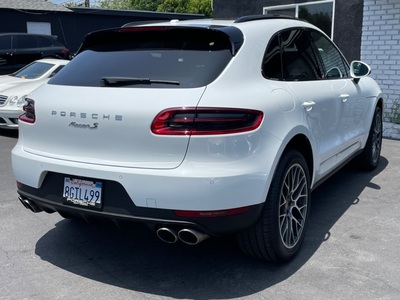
359, 106, 382, 171
237, 149, 311, 262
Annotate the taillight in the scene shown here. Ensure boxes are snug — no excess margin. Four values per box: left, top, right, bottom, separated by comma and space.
60, 48, 70, 57
19, 98, 35, 124
151, 107, 263, 135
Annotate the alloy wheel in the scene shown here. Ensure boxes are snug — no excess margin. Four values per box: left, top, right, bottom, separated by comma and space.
371, 110, 382, 164
279, 163, 308, 249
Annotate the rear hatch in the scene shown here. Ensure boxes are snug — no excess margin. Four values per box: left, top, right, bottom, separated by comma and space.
19, 24, 243, 169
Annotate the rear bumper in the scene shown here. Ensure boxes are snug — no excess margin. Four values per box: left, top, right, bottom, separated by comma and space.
17, 173, 264, 236
0, 111, 19, 128
12, 141, 272, 211
12, 132, 277, 235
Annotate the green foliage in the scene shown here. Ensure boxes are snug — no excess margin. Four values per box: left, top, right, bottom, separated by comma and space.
387, 98, 400, 124
157, 0, 213, 17
63, 1, 85, 6
98, 0, 212, 17
184, 0, 212, 17
99, 0, 132, 9
130, 0, 163, 11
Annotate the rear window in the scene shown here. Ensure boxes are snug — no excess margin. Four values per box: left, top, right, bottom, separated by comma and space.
50, 27, 239, 88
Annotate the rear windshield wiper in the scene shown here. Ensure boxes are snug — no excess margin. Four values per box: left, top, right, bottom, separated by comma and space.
101, 77, 180, 87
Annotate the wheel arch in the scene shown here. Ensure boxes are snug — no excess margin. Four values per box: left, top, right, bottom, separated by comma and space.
377, 97, 384, 111
284, 134, 314, 181
265, 132, 314, 201
238, 133, 314, 262
360, 95, 384, 149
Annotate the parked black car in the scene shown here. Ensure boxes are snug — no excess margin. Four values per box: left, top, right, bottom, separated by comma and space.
0, 33, 70, 75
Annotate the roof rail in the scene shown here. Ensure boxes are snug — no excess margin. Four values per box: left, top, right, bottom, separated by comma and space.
234, 14, 299, 23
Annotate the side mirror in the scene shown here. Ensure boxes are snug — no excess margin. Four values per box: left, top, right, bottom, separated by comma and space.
350, 61, 371, 83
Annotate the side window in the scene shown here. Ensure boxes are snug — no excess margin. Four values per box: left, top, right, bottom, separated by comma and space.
310, 31, 349, 79
263, 29, 321, 81
36, 36, 53, 47
262, 35, 282, 80
0, 36, 12, 50
14, 36, 38, 49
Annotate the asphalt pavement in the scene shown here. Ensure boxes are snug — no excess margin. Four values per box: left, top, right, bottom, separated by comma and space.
1, 129, 399, 300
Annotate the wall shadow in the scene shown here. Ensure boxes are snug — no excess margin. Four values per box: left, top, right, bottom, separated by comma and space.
35, 157, 388, 299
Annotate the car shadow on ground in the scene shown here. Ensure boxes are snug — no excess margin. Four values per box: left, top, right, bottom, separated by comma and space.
34, 157, 388, 299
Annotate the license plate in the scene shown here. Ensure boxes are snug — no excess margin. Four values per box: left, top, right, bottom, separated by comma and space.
63, 177, 102, 208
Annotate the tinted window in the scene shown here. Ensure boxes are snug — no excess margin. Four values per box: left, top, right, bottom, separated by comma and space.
50, 28, 235, 88
263, 29, 321, 81
36, 36, 53, 47
12, 62, 54, 79
14, 36, 38, 49
262, 34, 282, 80
265, 1, 334, 37
0, 36, 11, 50
310, 31, 349, 79
298, 2, 333, 37
49, 65, 65, 77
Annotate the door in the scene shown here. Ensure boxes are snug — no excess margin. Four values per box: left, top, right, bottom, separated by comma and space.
13, 35, 42, 70
263, 28, 343, 179
309, 30, 367, 163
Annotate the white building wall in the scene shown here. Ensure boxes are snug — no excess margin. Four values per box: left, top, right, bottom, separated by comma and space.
361, 0, 400, 139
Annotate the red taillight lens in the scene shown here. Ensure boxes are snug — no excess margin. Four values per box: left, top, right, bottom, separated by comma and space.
151, 108, 263, 135
60, 48, 70, 56
19, 98, 35, 124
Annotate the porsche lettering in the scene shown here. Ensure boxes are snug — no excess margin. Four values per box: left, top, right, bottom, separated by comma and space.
51, 110, 123, 121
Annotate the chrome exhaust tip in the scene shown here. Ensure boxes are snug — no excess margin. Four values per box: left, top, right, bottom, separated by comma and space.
156, 227, 178, 244
178, 228, 209, 245
18, 196, 43, 213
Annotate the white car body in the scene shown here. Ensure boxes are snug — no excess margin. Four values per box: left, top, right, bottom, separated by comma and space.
12, 16, 383, 262
0, 59, 69, 129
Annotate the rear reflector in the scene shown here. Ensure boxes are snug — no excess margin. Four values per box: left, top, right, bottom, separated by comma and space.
174, 206, 250, 218
151, 107, 263, 135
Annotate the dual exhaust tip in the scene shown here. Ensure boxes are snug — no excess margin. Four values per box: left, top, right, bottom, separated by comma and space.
19, 196, 208, 245
156, 227, 209, 245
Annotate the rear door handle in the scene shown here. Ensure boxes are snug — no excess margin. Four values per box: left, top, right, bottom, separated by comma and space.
302, 101, 316, 111
340, 94, 349, 103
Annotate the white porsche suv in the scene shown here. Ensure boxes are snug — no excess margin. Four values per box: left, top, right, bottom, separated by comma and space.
12, 15, 383, 262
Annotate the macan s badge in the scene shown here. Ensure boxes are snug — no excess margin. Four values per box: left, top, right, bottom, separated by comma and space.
68, 121, 98, 129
